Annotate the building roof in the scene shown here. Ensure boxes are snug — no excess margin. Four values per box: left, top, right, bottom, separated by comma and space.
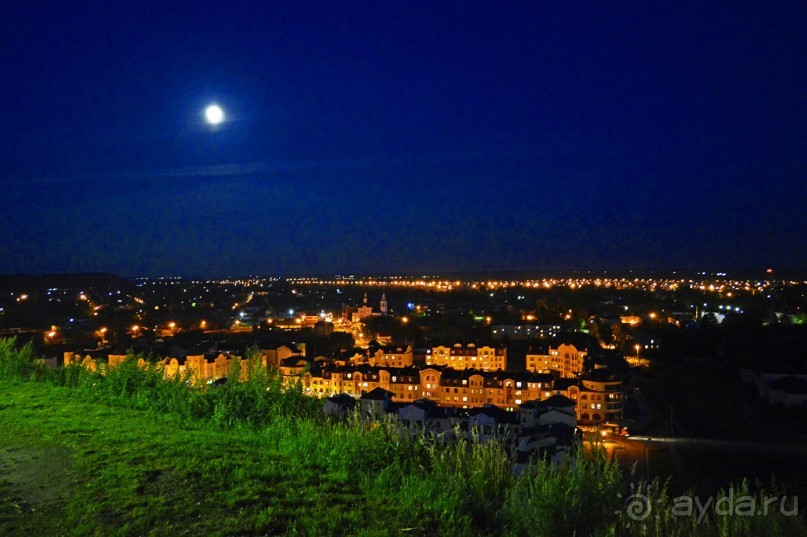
325, 393, 356, 407
432, 341, 507, 350
538, 394, 576, 408
581, 368, 622, 382
520, 422, 577, 443
360, 387, 395, 400
280, 356, 308, 367
468, 404, 519, 424
537, 422, 577, 445
399, 398, 438, 415
377, 345, 412, 354
548, 334, 597, 352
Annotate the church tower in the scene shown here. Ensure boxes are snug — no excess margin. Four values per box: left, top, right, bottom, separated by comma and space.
380, 293, 388, 315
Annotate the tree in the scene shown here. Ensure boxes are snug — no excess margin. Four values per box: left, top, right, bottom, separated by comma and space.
610, 322, 625, 347
589, 321, 601, 342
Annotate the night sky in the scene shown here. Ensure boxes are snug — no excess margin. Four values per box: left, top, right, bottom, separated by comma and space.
2, 2, 805, 276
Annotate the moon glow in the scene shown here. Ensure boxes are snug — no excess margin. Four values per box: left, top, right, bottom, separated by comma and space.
205, 104, 224, 125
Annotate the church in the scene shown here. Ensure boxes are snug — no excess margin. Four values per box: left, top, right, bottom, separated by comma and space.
351, 293, 388, 322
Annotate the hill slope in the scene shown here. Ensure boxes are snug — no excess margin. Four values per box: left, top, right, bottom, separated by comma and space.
0, 381, 390, 536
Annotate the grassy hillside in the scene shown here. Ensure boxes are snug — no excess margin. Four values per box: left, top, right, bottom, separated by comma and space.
0, 381, 392, 536
0, 339, 804, 536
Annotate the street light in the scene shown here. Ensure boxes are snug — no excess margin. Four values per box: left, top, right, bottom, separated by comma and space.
634, 344, 641, 364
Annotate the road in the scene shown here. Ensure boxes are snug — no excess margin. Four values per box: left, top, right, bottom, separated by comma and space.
626, 435, 807, 456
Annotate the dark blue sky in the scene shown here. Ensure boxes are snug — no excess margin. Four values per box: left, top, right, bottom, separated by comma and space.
1, 1, 805, 276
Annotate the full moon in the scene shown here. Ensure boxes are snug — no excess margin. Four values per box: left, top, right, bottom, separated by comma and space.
204, 104, 224, 125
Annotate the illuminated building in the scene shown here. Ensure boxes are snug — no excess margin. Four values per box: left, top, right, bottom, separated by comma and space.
526, 343, 587, 378
426, 343, 507, 371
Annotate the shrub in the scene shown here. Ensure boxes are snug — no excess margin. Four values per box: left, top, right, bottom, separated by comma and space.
0, 337, 47, 381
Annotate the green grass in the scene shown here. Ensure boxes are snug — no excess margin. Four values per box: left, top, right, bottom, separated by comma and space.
0, 381, 392, 536
1, 338, 805, 536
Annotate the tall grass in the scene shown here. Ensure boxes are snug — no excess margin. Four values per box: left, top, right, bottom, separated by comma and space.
0, 337, 804, 536
0, 337, 47, 381
501, 446, 622, 536
373, 430, 516, 535
44, 347, 321, 427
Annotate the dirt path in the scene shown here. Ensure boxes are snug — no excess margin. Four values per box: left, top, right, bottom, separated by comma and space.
0, 441, 74, 534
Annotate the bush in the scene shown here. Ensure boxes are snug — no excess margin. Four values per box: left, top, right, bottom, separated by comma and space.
0, 337, 47, 381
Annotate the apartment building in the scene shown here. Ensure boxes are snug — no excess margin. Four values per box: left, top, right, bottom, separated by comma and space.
369, 344, 414, 367
526, 343, 587, 378
426, 343, 507, 371
302, 362, 623, 426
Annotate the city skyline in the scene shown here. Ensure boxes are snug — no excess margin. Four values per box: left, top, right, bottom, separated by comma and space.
2, 2, 805, 275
